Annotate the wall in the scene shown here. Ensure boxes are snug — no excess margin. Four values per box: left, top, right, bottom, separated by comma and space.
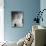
4, 0, 40, 42
40, 0, 46, 27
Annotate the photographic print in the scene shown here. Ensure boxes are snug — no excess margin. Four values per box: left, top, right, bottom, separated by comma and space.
11, 11, 24, 27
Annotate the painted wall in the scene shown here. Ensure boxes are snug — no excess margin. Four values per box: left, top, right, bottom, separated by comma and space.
40, 0, 46, 27
4, 0, 40, 42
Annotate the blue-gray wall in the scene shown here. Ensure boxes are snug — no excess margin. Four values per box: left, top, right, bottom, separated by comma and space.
40, 0, 46, 27
4, 0, 40, 42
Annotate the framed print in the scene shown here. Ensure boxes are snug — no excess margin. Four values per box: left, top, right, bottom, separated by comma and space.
11, 11, 24, 27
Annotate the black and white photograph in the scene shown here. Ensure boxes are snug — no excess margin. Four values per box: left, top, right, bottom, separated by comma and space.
11, 11, 24, 27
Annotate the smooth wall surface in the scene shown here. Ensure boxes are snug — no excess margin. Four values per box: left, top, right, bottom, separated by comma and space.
40, 0, 46, 27
4, 0, 40, 42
